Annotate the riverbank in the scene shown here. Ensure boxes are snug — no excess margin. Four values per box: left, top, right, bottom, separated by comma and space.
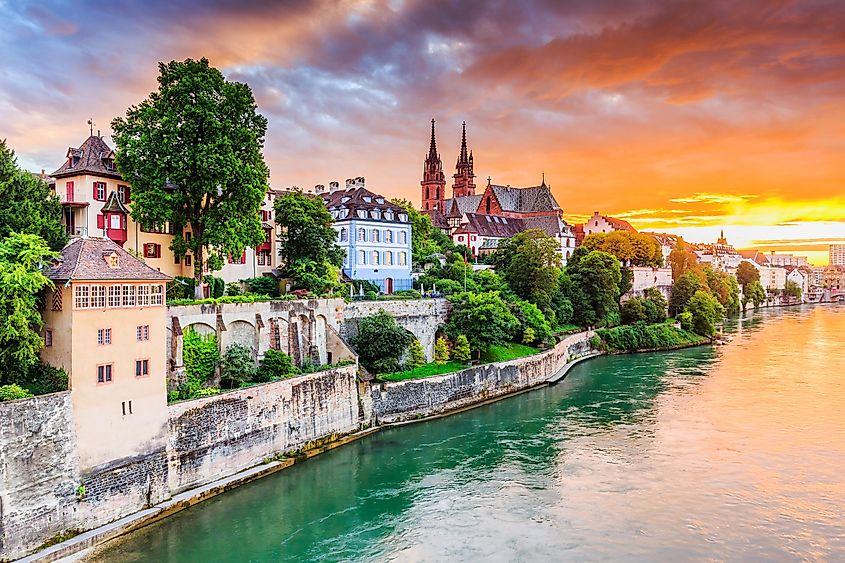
593, 322, 709, 354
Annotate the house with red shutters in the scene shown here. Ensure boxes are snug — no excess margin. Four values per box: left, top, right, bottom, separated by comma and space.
49, 132, 279, 285
419, 120, 576, 263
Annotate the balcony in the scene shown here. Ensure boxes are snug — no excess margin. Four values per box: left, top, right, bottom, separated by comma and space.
57, 192, 88, 207
67, 226, 88, 238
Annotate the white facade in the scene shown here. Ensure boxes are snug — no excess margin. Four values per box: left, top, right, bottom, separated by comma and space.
622, 266, 673, 302
767, 253, 809, 267
744, 260, 787, 291
582, 211, 634, 237
830, 244, 845, 266
786, 269, 809, 302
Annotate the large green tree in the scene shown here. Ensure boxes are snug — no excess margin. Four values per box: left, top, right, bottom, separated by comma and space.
669, 270, 708, 315
111, 58, 269, 297
566, 250, 622, 327
350, 310, 413, 374
742, 280, 766, 311
444, 291, 519, 356
0, 233, 57, 383
492, 229, 561, 310
274, 191, 343, 294
704, 266, 741, 315
736, 261, 760, 287
685, 290, 725, 337
668, 238, 699, 281
0, 141, 66, 251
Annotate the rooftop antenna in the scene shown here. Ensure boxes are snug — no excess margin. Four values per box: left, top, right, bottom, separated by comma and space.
87, 118, 94, 136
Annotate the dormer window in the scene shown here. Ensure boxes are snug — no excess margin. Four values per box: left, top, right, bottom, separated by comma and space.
357, 210, 367, 218
399, 213, 408, 222
363, 196, 372, 203
371, 209, 381, 219
104, 252, 120, 269
341, 196, 351, 203
376, 198, 384, 204
385, 211, 394, 220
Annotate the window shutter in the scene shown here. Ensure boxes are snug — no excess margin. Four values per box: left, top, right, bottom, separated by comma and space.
125, 185, 131, 203
97, 214, 104, 229
93, 183, 97, 199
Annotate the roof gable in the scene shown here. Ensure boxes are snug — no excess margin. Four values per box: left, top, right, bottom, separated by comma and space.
45, 238, 170, 281
52, 135, 122, 180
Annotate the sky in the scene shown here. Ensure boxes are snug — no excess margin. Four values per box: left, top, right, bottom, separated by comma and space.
1, 0, 844, 264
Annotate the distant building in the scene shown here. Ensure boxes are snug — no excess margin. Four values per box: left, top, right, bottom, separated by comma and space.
623, 266, 674, 302
767, 252, 809, 267
695, 231, 742, 272
830, 244, 845, 266
41, 237, 170, 471
49, 133, 279, 284
321, 178, 413, 293
641, 232, 681, 266
418, 120, 575, 262
581, 211, 637, 237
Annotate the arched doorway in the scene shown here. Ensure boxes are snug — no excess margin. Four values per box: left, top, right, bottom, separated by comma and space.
385, 277, 393, 294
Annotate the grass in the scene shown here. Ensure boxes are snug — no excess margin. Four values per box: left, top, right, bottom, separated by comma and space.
378, 342, 540, 382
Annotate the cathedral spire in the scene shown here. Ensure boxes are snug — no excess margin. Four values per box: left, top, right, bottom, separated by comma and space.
428, 118, 438, 160
458, 121, 469, 164
421, 118, 446, 212
453, 121, 476, 197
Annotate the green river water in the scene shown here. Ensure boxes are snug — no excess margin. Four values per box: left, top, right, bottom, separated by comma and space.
92, 305, 845, 562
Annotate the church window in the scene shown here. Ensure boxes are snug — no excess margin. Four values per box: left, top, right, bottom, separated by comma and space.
486, 197, 491, 214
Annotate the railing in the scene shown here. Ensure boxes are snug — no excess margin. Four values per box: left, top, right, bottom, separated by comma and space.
57, 192, 83, 204
67, 226, 88, 237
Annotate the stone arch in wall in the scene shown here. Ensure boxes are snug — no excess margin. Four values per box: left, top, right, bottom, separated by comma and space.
226, 320, 257, 357
185, 322, 215, 336
315, 314, 328, 365
263, 317, 290, 356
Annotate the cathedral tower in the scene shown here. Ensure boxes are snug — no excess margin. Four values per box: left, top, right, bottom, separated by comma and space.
421, 119, 446, 212
452, 121, 476, 198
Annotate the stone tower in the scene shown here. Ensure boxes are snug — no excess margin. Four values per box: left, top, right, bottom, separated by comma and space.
452, 121, 476, 198
421, 119, 446, 212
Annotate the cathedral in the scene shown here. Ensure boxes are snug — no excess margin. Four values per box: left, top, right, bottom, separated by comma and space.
419, 120, 576, 262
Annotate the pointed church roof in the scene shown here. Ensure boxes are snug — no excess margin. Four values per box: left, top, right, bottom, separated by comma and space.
457, 121, 469, 165
487, 184, 561, 213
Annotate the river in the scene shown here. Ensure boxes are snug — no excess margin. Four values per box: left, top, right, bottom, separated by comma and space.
91, 305, 845, 562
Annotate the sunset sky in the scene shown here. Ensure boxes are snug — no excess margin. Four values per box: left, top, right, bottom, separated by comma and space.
2, 0, 843, 264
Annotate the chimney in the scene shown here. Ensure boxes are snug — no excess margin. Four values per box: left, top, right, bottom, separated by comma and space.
329, 181, 340, 193
345, 178, 355, 189
354, 176, 365, 188
314, 184, 325, 194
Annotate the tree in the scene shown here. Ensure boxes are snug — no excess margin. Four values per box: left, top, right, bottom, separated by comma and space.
550, 270, 574, 327
274, 191, 344, 293
407, 339, 425, 370
452, 335, 471, 363
220, 344, 256, 388
256, 349, 299, 381
643, 287, 668, 324
566, 250, 622, 327
784, 280, 802, 300
510, 300, 551, 343
742, 280, 766, 310
703, 266, 741, 315
0, 141, 67, 251
492, 229, 561, 310
434, 336, 450, 364
620, 298, 647, 325
0, 233, 58, 383
736, 261, 760, 288
182, 328, 220, 391
685, 290, 725, 337
581, 231, 662, 267
391, 198, 454, 263
668, 239, 699, 281
669, 270, 707, 315
444, 291, 519, 356
111, 58, 269, 297
350, 310, 413, 374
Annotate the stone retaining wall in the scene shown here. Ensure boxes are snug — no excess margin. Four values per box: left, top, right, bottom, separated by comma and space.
370, 332, 594, 423
167, 364, 360, 493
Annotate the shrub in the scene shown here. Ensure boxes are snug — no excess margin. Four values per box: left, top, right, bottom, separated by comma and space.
220, 344, 256, 388
182, 329, 220, 391
522, 327, 536, 344
685, 290, 725, 337
392, 289, 422, 299
245, 276, 280, 297
203, 275, 225, 299
594, 323, 704, 353
434, 336, 450, 364
16, 362, 68, 395
589, 334, 603, 350
407, 339, 425, 370
453, 335, 471, 363
444, 291, 519, 355
620, 298, 647, 325
510, 300, 551, 343
225, 281, 242, 296
350, 310, 413, 374
365, 290, 378, 301
0, 384, 32, 401
256, 349, 299, 381
676, 311, 694, 332
167, 276, 196, 300
193, 387, 222, 398
643, 287, 668, 324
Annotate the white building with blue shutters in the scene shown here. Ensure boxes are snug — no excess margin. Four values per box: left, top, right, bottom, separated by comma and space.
319, 178, 413, 293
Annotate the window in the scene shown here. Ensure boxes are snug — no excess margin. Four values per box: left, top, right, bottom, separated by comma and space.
135, 359, 149, 377
399, 231, 407, 244
137, 284, 151, 306
358, 228, 366, 241
66, 181, 75, 202
122, 401, 133, 415
339, 227, 348, 242
185, 231, 192, 243
137, 325, 150, 341
90, 285, 106, 308
230, 251, 246, 264
97, 328, 112, 345
385, 230, 393, 243
372, 229, 380, 243
45, 329, 53, 347
141, 222, 175, 234
122, 284, 136, 307
150, 284, 163, 305
358, 250, 366, 265
97, 364, 113, 384
385, 251, 393, 265
257, 251, 269, 265
106, 285, 120, 308
94, 182, 106, 201
144, 243, 161, 258
117, 184, 130, 203
175, 253, 181, 265
185, 255, 192, 267
74, 285, 90, 309
399, 252, 407, 265
372, 251, 380, 265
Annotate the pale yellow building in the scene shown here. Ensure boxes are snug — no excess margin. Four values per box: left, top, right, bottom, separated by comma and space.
41, 238, 171, 470
51, 134, 279, 285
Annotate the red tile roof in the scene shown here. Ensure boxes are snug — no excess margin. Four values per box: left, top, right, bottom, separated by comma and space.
51, 135, 123, 180
45, 238, 171, 281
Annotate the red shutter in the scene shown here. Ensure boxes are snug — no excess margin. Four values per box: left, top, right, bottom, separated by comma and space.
155, 244, 162, 258
97, 214, 104, 229
93, 183, 97, 200
124, 185, 131, 203
241, 251, 246, 263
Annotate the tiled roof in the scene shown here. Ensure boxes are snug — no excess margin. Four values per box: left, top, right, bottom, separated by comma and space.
100, 191, 129, 214
320, 187, 408, 223
444, 195, 483, 218
44, 238, 171, 281
522, 215, 571, 238
604, 216, 636, 232
489, 184, 560, 213
421, 208, 448, 229
453, 213, 526, 238
641, 232, 680, 246
51, 135, 123, 179
738, 250, 769, 265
